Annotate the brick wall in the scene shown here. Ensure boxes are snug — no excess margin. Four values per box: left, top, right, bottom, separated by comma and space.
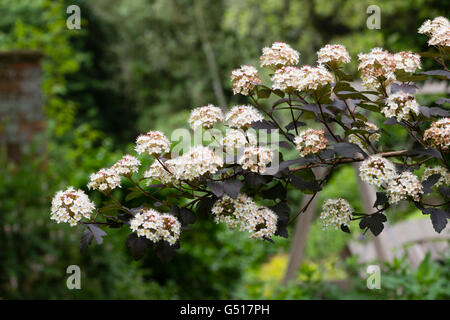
0, 50, 44, 161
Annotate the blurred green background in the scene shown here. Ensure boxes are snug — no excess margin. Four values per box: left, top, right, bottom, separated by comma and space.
0, 0, 449, 299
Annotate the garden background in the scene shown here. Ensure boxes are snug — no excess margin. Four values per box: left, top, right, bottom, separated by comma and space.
0, 0, 449, 299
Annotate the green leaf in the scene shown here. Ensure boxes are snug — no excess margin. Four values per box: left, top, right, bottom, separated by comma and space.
357, 103, 380, 112
125, 190, 143, 202
256, 85, 272, 99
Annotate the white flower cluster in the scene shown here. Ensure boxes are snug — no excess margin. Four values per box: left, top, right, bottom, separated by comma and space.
130, 208, 181, 245
394, 51, 422, 73
247, 207, 279, 240
211, 194, 278, 239
171, 145, 223, 180
358, 48, 397, 89
422, 166, 450, 188
382, 92, 420, 121
348, 122, 380, 151
418, 16, 450, 47
387, 171, 423, 204
188, 104, 224, 130
51, 187, 95, 226
135, 131, 171, 156
271, 66, 302, 93
317, 44, 351, 65
260, 42, 300, 69
87, 168, 122, 193
272, 65, 332, 92
225, 105, 264, 129
112, 154, 141, 177
320, 198, 353, 230
424, 118, 450, 151
359, 156, 397, 187
296, 65, 333, 91
144, 159, 176, 185
294, 129, 327, 157
238, 146, 273, 174
222, 129, 257, 153
145, 146, 223, 184
231, 65, 261, 96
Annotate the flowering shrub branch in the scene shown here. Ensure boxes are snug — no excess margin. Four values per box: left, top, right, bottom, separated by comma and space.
51, 17, 450, 262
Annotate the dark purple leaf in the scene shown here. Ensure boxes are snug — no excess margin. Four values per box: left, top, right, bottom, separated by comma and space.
291, 175, 321, 193
373, 192, 388, 208
420, 106, 431, 118
222, 179, 243, 199
196, 197, 216, 218
262, 182, 286, 200
422, 174, 441, 194
126, 233, 151, 261
427, 208, 448, 233
359, 213, 387, 236
207, 181, 224, 197
340, 224, 351, 233
179, 207, 196, 226
407, 148, 443, 160
391, 83, 418, 94
80, 228, 94, 253
87, 224, 107, 245
270, 202, 290, 223
251, 120, 278, 130
436, 98, 450, 105
285, 121, 306, 131
156, 241, 179, 263
429, 107, 450, 117
333, 142, 367, 158
384, 118, 398, 125
438, 186, 450, 198
419, 70, 450, 79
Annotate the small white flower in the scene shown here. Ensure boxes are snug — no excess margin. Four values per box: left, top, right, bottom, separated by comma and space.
358, 48, 396, 90
424, 118, 450, 151
112, 154, 141, 177
387, 171, 423, 204
225, 105, 264, 129
418, 17, 450, 47
171, 145, 223, 181
51, 187, 95, 226
394, 51, 421, 73
260, 42, 300, 69
359, 156, 397, 187
87, 168, 121, 193
231, 65, 261, 96
135, 131, 170, 156
188, 104, 224, 130
294, 129, 327, 156
130, 208, 181, 245
238, 146, 273, 174
212, 194, 277, 239
271, 66, 302, 93
297, 65, 333, 92
222, 129, 257, 154
422, 166, 450, 188
383, 92, 420, 121
144, 159, 177, 185
317, 44, 351, 65
320, 198, 353, 230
